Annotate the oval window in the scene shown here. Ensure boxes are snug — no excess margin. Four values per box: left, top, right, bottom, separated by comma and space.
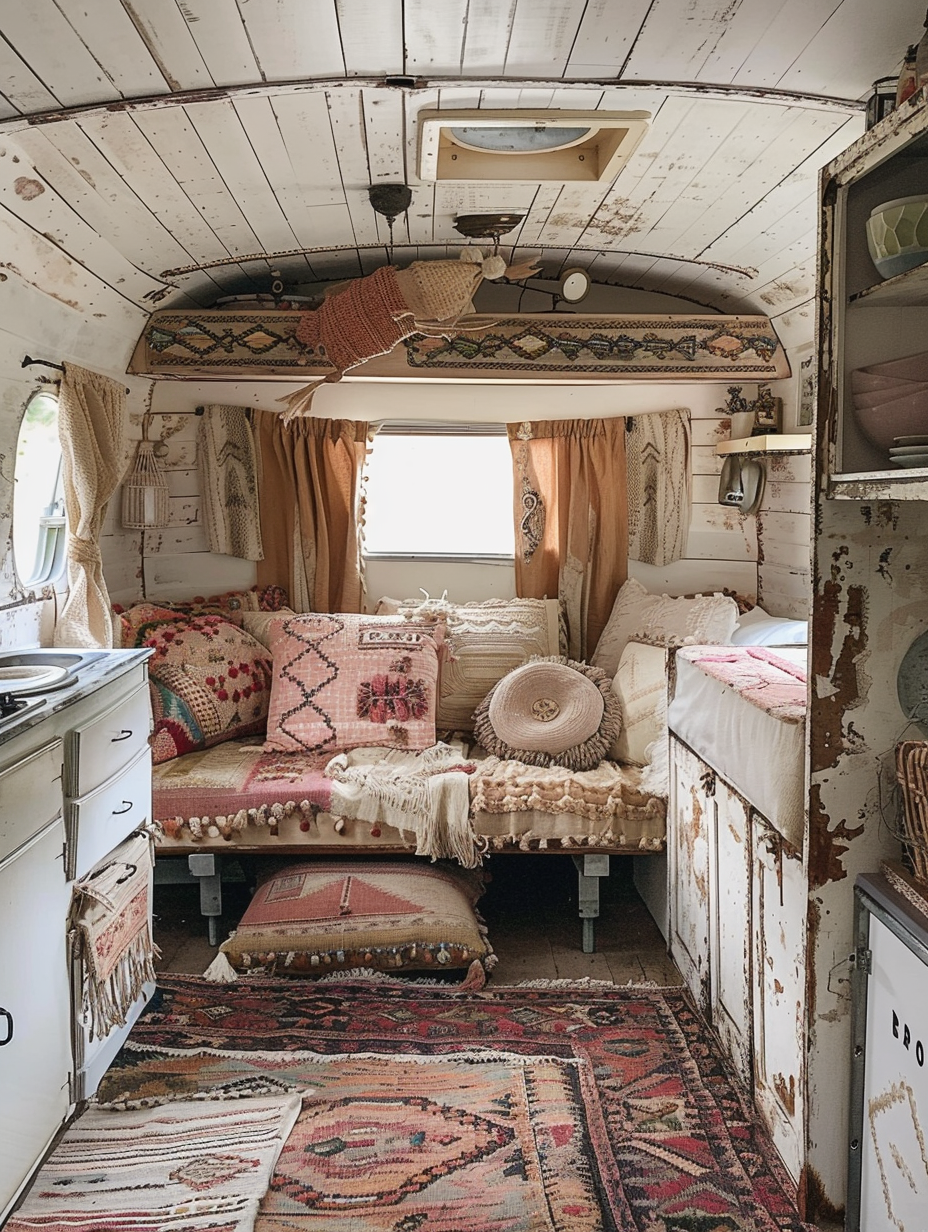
13, 390, 67, 588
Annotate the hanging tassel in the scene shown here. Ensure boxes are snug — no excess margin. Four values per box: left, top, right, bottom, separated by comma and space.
203, 951, 238, 982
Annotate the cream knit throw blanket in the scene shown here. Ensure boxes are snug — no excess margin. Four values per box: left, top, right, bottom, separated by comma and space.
198, 405, 264, 560
626, 408, 691, 566
325, 742, 480, 867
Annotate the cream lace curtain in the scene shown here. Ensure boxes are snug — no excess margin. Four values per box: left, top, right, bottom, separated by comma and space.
54, 364, 128, 649
626, 408, 691, 566
254, 411, 372, 613
508, 417, 628, 661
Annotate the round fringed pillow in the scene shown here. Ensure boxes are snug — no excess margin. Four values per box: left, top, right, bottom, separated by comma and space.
473, 655, 622, 771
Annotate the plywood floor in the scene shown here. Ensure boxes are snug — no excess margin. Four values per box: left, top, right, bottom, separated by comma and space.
153, 853, 682, 986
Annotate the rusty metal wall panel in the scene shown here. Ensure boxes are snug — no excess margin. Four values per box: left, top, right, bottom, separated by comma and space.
710, 779, 754, 1088
668, 736, 712, 1014
753, 815, 806, 1184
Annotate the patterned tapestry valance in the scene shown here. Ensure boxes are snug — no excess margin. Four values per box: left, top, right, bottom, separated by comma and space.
128, 310, 790, 382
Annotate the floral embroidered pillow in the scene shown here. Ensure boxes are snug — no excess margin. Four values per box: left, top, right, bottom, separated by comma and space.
119, 604, 274, 764
264, 614, 444, 755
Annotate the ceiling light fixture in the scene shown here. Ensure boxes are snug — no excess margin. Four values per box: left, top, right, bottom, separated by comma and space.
559, 267, 591, 303
368, 183, 413, 259
453, 213, 525, 246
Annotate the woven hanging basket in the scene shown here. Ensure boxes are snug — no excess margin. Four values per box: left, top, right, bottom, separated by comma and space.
122, 437, 169, 529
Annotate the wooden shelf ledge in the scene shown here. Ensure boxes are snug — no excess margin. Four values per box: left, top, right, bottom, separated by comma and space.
716, 434, 811, 456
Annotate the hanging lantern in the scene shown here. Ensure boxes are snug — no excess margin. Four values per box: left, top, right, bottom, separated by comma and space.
121, 421, 169, 529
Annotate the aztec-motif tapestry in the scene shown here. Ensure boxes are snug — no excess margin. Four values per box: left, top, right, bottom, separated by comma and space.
130, 312, 790, 382
98, 975, 816, 1232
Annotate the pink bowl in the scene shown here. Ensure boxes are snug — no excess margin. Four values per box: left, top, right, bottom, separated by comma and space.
853, 380, 928, 409
853, 389, 928, 450
849, 370, 927, 395
865, 351, 928, 382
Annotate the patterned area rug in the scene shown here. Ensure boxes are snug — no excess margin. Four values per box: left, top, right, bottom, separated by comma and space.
97, 976, 814, 1232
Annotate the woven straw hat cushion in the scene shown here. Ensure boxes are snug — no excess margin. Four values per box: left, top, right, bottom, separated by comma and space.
473, 655, 622, 772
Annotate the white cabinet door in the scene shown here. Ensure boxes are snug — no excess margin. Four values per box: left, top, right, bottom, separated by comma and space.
0, 818, 72, 1220
710, 780, 753, 1088
752, 815, 806, 1182
668, 737, 711, 1013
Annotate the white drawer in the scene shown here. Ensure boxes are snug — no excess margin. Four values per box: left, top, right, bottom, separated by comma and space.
0, 741, 63, 861
66, 747, 152, 880
64, 684, 151, 798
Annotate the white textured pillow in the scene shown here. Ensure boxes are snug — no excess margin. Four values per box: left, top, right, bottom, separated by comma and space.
240, 608, 298, 648
591, 577, 739, 677
610, 642, 668, 766
731, 606, 808, 646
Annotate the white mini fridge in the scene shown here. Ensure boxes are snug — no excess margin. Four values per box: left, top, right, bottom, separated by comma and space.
848, 872, 928, 1231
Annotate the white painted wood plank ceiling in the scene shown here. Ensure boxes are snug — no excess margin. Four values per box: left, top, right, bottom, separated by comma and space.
0, 1, 920, 332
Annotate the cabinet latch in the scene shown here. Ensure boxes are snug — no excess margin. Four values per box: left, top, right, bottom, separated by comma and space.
850, 947, 872, 976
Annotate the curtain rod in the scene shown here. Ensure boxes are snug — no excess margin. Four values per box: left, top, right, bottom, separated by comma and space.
22, 354, 64, 373
22, 354, 131, 394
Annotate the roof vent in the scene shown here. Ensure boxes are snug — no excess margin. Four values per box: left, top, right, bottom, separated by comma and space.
418, 110, 650, 184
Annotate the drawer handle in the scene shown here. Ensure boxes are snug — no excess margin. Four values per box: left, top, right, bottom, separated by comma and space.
112, 729, 134, 743
0, 1008, 12, 1046
112, 800, 134, 815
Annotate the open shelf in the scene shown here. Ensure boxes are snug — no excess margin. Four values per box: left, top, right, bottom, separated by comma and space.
716, 434, 811, 456
849, 260, 928, 308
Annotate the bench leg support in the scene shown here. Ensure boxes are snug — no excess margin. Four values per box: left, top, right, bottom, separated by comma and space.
572, 854, 610, 954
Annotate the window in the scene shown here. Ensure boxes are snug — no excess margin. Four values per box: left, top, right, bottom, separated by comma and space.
13, 390, 67, 588
363, 425, 514, 559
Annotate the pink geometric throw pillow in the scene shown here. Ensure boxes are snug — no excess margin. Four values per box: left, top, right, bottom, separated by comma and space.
264, 614, 444, 755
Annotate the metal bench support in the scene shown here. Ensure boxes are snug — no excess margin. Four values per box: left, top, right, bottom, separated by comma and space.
154, 854, 223, 946
572, 853, 610, 953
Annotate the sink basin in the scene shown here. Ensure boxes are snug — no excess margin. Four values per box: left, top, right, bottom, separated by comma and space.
0, 650, 103, 695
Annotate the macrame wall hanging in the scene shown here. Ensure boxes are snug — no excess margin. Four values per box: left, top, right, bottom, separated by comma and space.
281, 248, 538, 419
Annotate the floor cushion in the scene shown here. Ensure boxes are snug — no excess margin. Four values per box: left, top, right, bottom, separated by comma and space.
208, 860, 495, 987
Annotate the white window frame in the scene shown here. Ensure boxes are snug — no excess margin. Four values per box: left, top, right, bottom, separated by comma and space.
363, 422, 514, 564
13, 391, 68, 590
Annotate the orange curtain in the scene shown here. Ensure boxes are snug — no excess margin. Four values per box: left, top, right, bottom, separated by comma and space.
254, 412, 371, 613
508, 417, 628, 661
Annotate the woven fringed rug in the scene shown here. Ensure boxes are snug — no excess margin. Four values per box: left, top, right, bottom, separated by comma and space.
95, 975, 816, 1232
6, 1093, 301, 1232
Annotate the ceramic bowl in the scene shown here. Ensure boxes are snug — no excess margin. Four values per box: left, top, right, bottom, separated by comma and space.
865, 350, 928, 382
853, 388, 928, 450
866, 196, 928, 280
852, 380, 928, 409
849, 369, 925, 395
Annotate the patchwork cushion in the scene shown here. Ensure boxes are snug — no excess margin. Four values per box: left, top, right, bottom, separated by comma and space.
216, 860, 495, 981
264, 614, 444, 755
610, 641, 668, 766
374, 596, 563, 733
119, 604, 273, 765
473, 656, 621, 771
591, 577, 738, 677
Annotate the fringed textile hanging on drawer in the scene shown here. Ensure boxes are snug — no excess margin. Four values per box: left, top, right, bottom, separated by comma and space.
69, 832, 156, 1041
